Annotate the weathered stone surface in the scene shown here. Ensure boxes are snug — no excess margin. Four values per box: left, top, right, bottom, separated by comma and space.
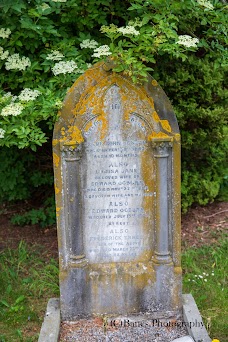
183, 294, 212, 342
53, 61, 182, 320
38, 298, 60, 342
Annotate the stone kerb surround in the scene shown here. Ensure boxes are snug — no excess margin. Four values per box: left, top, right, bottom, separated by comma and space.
53, 61, 182, 320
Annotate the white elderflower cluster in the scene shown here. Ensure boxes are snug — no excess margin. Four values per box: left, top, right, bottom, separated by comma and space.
52, 60, 78, 75
46, 50, 64, 61
117, 25, 140, 36
1, 103, 24, 117
1, 92, 17, 103
0, 128, 5, 138
2, 92, 12, 99
0, 28, 11, 39
18, 88, 41, 101
80, 39, 99, 49
197, 0, 214, 10
92, 45, 112, 58
176, 35, 199, 48
0, 47, 9, 60
5, 54, 31, 71
39, 3, 51, 11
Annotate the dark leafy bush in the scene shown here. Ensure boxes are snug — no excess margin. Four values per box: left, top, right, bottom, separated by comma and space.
0, 0, 227, 216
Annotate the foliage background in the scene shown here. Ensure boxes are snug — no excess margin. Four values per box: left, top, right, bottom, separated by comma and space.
0, 0, 227, 223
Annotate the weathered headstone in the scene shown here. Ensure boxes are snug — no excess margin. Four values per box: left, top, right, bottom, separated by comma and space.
53, 61, 182, 321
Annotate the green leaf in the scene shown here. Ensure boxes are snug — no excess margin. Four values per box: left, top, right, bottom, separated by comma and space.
0, 300, 10, 308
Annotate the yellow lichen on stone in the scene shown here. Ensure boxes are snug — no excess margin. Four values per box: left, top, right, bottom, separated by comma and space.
61, 127, 66, 136
84, 121, 93, 132
68, 125, 84, 144
147, 131, 169, 141
152, 111, 160, 122
55, 185, 60, 194
151, 79, 158, 87
97, 114, 108, 141
52, 139, 58, 146
53, 153, 60, 167
174, 133, 181, 141
161, 119, 171, 132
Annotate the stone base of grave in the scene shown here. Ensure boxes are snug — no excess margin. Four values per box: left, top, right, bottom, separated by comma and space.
38, 295, 211, 342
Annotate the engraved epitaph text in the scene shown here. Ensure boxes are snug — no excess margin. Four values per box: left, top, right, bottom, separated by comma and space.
82, 85, 154, 263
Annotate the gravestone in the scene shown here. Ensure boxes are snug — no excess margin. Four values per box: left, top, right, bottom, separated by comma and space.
53, 61, 182, 321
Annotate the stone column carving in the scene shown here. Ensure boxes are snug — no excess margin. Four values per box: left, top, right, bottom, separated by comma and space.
61, 142, 86, 264
152, 139, 173, 265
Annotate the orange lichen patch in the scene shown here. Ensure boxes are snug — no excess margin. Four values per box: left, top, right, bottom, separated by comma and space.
68, 125, 84, 144
152, 111, 160, 122
151, 79, 158, 87
160, 120, 171, 133
53, 153, 60, 167
147, 131, 169, 141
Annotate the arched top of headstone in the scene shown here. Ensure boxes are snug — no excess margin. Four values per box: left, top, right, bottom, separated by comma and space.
53, 61, 180, 146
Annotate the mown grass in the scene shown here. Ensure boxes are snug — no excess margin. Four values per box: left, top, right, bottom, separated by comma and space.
0, 241, 59, 342
0, 236, 227, 341
182, 236, 228, 341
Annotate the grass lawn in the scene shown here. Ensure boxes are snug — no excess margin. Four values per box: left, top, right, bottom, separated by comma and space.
0, 237, 227, 341
0, 241, 59, 341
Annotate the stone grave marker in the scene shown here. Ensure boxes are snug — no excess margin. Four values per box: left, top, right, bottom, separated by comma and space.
53, 61, 182, 321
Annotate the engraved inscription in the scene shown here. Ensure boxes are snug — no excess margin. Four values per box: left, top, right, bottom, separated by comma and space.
82, 85, 154, 263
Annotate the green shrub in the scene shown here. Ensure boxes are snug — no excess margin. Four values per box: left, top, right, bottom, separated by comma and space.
11, 196, 56, 227
0, 0, 227, 214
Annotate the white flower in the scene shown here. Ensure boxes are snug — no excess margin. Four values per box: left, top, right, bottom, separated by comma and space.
0, 92, 17, 103
1, 103, 24, 116
86, 63, 92, 69
80, 39, 99, 49
46, 50, 64, 61
5, 54, 31, 71
117, 25, 140, 36
18, 88, 41, 101
0, 128, 5, 138
176, 35, 199, 48
197, 0, 214, 10
0, 28, 11, 39
2, 92, 12, 99
52, 0, 67, 2
52, 60, 78, 75
39, 3, 51, 11
0, 46, 9, 60
92, 45, 112, 58
55, 99, 63, 109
